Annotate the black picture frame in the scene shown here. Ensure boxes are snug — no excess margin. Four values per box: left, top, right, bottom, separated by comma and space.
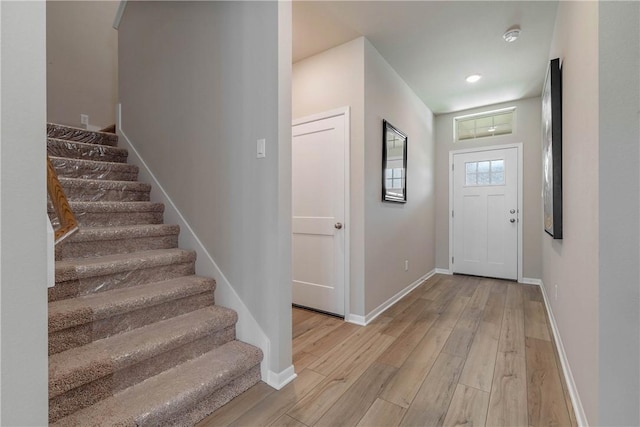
382, 120, 408, 203
542, 58, 563, 239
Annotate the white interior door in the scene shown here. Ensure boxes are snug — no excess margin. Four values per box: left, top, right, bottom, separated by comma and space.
292, 113, 346, 316
452, 147, 518, 280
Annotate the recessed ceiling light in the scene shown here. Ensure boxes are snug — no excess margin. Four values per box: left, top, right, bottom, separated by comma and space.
466, 74, 482, 83
503, 26, 521, 43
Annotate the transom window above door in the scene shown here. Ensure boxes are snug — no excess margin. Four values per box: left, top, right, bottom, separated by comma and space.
465, 159, 505, 186
455, 107, 516, 141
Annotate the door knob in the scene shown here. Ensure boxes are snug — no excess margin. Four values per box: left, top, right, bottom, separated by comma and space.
335, 222, 343, 229
510, 218, 516, 223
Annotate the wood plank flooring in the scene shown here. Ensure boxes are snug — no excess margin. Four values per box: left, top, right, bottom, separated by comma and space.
198, 274, 576, 427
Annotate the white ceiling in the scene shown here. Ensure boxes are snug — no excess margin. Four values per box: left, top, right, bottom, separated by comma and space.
293, 1, 559, 114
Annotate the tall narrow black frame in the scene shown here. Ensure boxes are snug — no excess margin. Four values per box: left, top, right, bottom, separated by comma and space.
542, 58, 563, 239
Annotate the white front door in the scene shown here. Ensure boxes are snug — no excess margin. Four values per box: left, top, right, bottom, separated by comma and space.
292, 112, 347, 316
452, 147, 519, 280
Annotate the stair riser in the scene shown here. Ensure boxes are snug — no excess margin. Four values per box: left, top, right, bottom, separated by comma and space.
61, 185, 151, 202
47, 124, 119, 147
51, 159, 138, 181
161, 365, 262, 427
50, 292, 215, 355
49, 327, 236, 423
56, 234, 179, 260
49, 262, 195, 302
49, 211, 164, 227
48, 139, 128, 163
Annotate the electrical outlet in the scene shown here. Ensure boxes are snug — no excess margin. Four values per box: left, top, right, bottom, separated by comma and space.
404, 260, 409, 271
555, 283, 558, 300
80, 114, 89, 127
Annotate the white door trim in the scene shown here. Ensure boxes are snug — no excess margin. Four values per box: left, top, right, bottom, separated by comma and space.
448, 143, 523, 282
292, 106, 350, 319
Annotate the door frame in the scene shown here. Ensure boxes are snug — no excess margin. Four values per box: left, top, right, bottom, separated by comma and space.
448, 143, 523, 282
292, 106, 351, 318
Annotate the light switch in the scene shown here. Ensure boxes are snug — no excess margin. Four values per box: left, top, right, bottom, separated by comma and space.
257, 138, 266, 158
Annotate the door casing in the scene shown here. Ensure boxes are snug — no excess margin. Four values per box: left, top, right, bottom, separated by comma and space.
292, 106, 350, 318
448, 143, 523, 282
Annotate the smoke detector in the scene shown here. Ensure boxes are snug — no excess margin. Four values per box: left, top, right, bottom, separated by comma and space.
503, 26, 521, 43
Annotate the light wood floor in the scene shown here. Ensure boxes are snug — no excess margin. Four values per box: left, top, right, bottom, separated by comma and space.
198, 274, 577, 427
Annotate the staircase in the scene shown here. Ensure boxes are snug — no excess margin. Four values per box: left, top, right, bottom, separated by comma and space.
47, 123, 263, 426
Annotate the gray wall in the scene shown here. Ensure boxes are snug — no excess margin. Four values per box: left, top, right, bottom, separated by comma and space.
545, 1, 600, 423
363, 39, 435, 313
434, 97, 543, 279
598, 2, 640, 425
0, 1, 49, 424
293, 37, 436, 317
47, 1, 118, 128
118, 1, 292, 374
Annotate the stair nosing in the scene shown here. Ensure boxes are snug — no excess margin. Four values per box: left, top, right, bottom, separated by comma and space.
49, 306, 239, 398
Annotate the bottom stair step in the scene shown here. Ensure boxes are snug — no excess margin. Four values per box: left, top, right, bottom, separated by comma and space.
52, 340, 263, 427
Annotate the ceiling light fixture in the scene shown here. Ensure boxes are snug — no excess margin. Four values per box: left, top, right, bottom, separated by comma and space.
503, 26, 521, 43
466, 74, 482, 83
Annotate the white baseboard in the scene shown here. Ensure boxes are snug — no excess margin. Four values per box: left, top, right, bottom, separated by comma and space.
268, 365, 297, 390
520, 277, 543, 286
538, 280, 588, 427
346, 269, 436, 326
345, 314, 366, 326
116, 105, 272, 384
435, 268, 452, 275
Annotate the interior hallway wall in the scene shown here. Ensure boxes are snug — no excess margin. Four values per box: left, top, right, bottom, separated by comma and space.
363, 39, 435, 313
118, 1, 292, 375
0, 1, 49, 424
47, 1, 118, 129
544, 2, 599, 423
598, 2, 640, 424
434, 97, 543, 280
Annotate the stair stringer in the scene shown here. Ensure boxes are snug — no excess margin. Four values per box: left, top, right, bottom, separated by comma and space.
116, 111, 292, 390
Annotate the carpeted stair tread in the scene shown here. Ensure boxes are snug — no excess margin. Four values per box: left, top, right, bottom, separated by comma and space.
53, 200, 164, 214
55, 248, 195, 283
56, 224, 180, 260
51, 341, 262, 427
50, 156, 139, 181
66, 224, 179, 243
59, 177, 151, 201
49, 201, 165, 227
49, 306, 239, 398
49, 275, 216, 333
48, 137, 128, 163
47, 123, 119, 147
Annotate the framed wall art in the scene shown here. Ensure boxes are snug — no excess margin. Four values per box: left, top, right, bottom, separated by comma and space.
542, 58, 563, 239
